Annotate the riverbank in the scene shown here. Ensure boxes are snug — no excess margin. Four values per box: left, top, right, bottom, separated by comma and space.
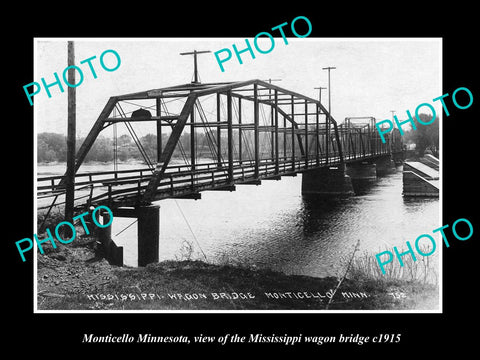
37, 236, 439, 311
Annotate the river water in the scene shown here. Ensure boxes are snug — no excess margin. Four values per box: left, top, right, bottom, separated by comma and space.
37, 162, 440, 278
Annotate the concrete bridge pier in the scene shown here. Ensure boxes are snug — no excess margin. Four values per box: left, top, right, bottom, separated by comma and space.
301, 164, 354, 196
346, 161, 377, 182
137, 205, 160, 267
97, 208, 123, 266
98, 205, 160, 267
374, 156, 396, 176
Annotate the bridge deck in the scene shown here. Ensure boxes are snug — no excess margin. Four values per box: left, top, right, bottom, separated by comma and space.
37, 151, 389, 210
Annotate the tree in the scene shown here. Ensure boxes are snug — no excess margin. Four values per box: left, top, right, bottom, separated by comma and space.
37, 132, 67, 162
84, 136, 113, 162
140, 134, 157, 159
117, 134, 131, 147
403, 114, 439, 157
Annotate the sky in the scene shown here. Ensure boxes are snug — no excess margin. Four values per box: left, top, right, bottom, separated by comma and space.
34, 38, 441, 137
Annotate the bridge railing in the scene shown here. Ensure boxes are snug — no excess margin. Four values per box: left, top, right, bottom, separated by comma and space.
37, 138, 391, 210
37, 154, 337, 207
37, 80, 396, 211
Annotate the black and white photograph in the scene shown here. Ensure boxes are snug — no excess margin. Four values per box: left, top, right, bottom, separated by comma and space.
7, 7, 478, 354
34, 37, 442, 312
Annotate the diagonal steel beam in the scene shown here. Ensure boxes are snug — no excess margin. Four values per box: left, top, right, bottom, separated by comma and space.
57, 96, 118, 189
142, 94, 197, 203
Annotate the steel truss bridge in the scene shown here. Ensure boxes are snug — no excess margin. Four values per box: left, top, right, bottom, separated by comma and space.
37, 79, 402, 215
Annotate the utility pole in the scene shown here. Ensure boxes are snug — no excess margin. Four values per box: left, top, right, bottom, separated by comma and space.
390, 110, 396, 127
322, 66, 336, 117
65, 41, 76, 228
180, 50, 211, 84
264, 78, 282, 101
389, 110, 396, 151
265, 78, 282, 84
314, 86, 327, 104
322, 66, 336, 164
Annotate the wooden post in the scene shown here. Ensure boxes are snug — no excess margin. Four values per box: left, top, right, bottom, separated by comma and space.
190, 103, 196, 189
65, 41, 75, 226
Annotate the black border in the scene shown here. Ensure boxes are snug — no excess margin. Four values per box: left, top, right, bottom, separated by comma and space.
8, 6, 478, 354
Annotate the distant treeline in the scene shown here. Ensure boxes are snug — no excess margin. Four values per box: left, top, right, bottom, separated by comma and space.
37, 131, 278, 163
38, 132, 213, 163
38, 115, 439, 164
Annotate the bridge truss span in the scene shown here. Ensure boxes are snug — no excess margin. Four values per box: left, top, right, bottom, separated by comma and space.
38, 79, 395, 210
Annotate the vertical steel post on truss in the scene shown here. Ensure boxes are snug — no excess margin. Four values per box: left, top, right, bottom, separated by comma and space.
216, 93, 222, 167
291, 95, 295, 171
314, 87, 324, 166
274, 89, 279, 174
304, 99, 309, 168
332, 120, 344, 164
323, 66, 336, 165
266, 79, 281, 161
283, 110, 287, 161
227, 90, 234, 183
254, 84, 260, 178
270, 91, 275, 160
238, 97, 242, 164
65, 41, 76, 227
156, 98, 162, 162
316, 103, 320, 166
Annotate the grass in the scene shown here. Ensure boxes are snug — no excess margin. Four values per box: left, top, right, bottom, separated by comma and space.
37, 238, 440, 311
37, 206, 66, 233
35, 220, 439, 311
348, 245, 439, 286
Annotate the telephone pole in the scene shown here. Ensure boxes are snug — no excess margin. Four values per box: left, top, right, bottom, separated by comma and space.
264, 78, 282, 100
322, 66, 336, 116
265, 78, 282, 84
322, 67, 336, 165
322, 67, 336, 151
65, 41, 76, 227
180, 50, 211, 84
314, 86, 327, 104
